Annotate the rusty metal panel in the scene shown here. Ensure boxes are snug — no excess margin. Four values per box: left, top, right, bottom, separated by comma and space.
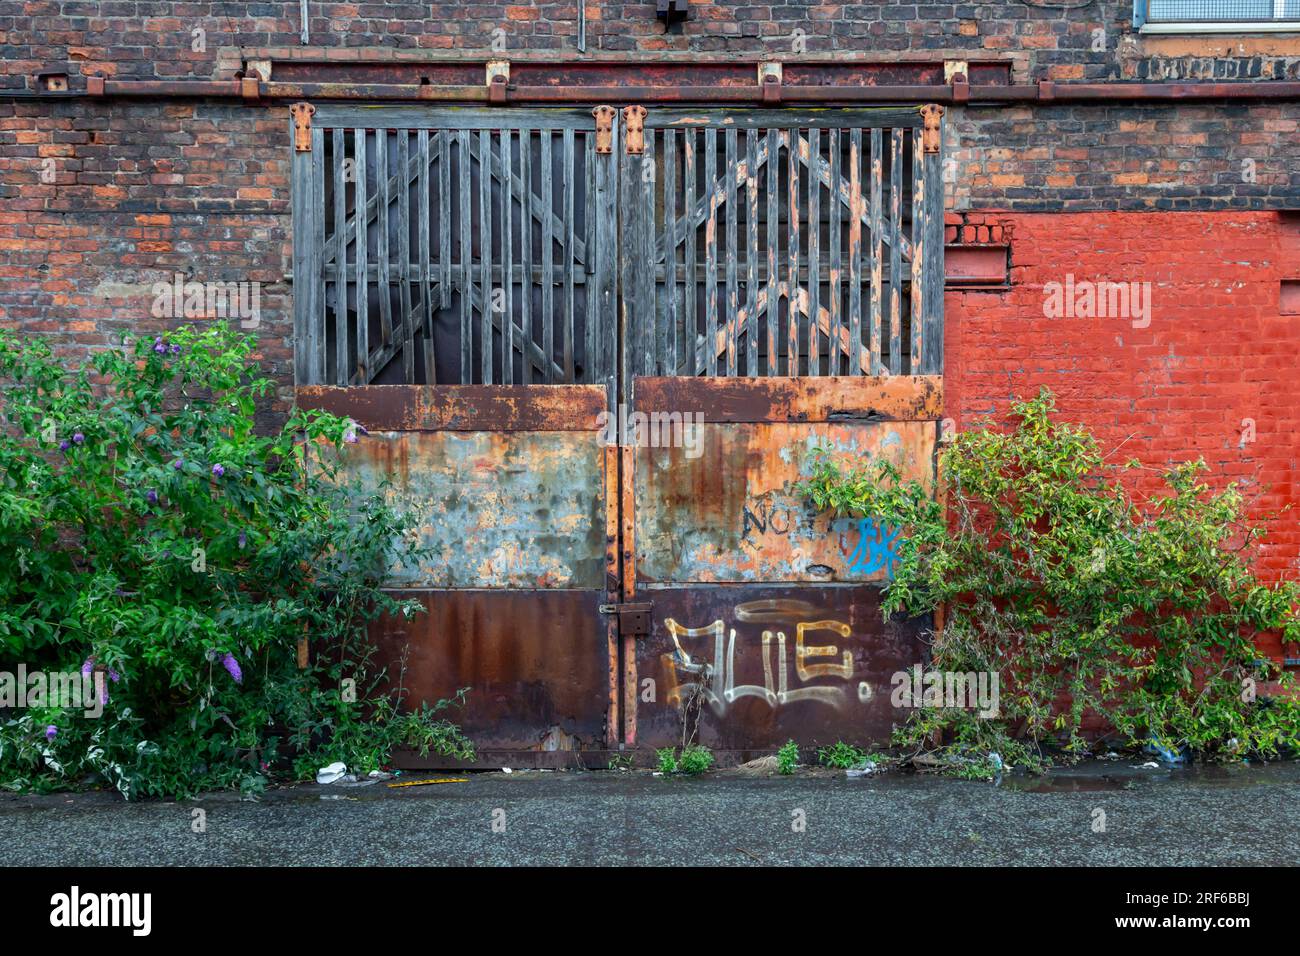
634, 420, 936, 585
296, 383, 607, 431
634, 374, 942, 422
635, 585, 927, 752
372, 590, 609, 761
337, 429, 606, 589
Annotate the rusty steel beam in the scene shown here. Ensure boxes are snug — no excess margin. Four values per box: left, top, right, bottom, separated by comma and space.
634, 375, 943, 422
295, 383, 607, 431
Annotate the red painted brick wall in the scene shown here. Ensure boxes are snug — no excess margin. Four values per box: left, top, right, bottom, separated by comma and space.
944, 210, 1300, 591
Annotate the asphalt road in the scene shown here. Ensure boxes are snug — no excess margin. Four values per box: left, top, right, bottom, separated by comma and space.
2, 760, 1298, 866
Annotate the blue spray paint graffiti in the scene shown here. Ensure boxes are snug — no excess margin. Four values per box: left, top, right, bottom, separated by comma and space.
845, 518, 901, 578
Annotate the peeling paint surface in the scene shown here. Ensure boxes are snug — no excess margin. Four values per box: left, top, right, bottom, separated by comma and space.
339, 430, 606, 589
635, 421, 936, 584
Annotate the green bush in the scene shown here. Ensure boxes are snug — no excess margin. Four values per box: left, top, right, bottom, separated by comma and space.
0, 323, 472, 798
817, 741, 868, 769
656, 745, 714, 775
801, 389, 1300, 765
776, 739, 799, 775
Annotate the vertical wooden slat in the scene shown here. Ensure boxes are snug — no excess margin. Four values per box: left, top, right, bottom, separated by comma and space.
375, 130, 393, 354
888, 127, 904, 376
724, 128, 738, 376
457, 129, 471, 384
923, 111, 946, 375
848, 127, 863, 376
807, 127, 821, 377
353, 128, 369, 382
563, 128, 576, 383
704, 127, 718, 377
786, 128, 800, 377
663, 129, 677, 376
540, 130, 554, 383
745, 128, 759, 377
479, 128, 494, 384
766, 127, 779, 377
309, 125, 325, 385
869, 127, 883, 376
593, 118, 618, 397
828, 127, 842, 375
418, 128, 436, 384
910, 126, 924, 377
584, 130, 597, 383
331, 127, 347, 385
683, 129, 697, 376
501, 128, 514, 384
439, 130, 450, 310
520, 129, 533, 384
641, 128, 656, 378
397, 129, 414, 383
291, 119, 313, 385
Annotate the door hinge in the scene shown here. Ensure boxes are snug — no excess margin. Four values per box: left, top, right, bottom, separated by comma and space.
593, 105, 617, 154
920, 103, 944, 154
599, 601, 653, 637
290, 102, 315, 152
623, 105, 647, 155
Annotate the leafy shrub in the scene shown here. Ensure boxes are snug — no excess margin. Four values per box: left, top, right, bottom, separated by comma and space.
656, 745, 714, 775
655, 747, 678, 774
817, 741, 868, 769
776, 739, 799, 775
802, 389, 1300, 765
0, 323, 472, 798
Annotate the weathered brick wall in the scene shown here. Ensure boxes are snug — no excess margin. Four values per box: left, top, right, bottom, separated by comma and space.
945, 210, 1300, 584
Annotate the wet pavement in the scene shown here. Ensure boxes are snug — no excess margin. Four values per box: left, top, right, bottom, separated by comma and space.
2, 759, 1298, 866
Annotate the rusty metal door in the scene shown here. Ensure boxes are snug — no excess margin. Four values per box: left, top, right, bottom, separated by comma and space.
613, 107, 945, 757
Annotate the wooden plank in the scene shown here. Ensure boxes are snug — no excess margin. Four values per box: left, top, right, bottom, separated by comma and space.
479, 128, 494, 384
398, 130, 414, 383
807, 127, 821, 377
583, 130, 597, 383
828, 126, 842, 375
499, 129, 513, 384
888, 127, 903, 376
331, 127, 348, 386
663, 129, 678, 377
563, 128, 576, 383
910, 126, 924, 378
641, 129, 656, 378
375, 130, 393, 353
418, 128, 436, 384
766, 126, 779, 378
354, 129, 369, 382
593, 120, 618, 392
309, 125, 325, 385
439, 131, 450, 310
683, 128, 697, 376
458, 129, 472, 384
647, 107, 924, 130
540, 130, 554, 384
869, 127, 883, 376
848, 127, 863, 375
314, 104, 598, 131
786, 126, 800, 377
519, 129, 533, 384
745, 128, 759, 377
291, 119, 312, 386
724, 128, 738, 376
633, 374, 943, 422
923, 120, 945, 375
704, 127, 718, 378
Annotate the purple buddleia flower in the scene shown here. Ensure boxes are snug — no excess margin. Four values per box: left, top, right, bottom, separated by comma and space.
145, 489, 158, 505
172, 458, 183, 470
170, 343, 181, 354
81, 657, 94, 677
237, 531, 247, 549
211, 463, 225, 478
59, 440, 70, 452
108, 668, 120, 683
221, 653, 243, 685
44, 725, 57, 741
72, 432, 84, 445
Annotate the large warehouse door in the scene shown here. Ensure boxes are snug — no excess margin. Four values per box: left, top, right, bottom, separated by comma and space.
291, 103, 945, 764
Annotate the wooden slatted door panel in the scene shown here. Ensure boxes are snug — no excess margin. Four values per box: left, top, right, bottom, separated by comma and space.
619, 108, 944, 380
293, 107, 618, 387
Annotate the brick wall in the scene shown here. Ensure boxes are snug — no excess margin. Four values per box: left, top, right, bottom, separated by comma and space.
944, 209, 1300, 586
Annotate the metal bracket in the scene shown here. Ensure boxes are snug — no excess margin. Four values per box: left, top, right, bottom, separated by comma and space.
600, 602, 653, 638
623, 105, 647, 155
487, 60, 510, 104
289, 102, 315, 152
920, 103, 944, 154
592, 105, 617, 154
759, 61, 782, 104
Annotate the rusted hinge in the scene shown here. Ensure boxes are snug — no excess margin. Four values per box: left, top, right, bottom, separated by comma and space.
486, 60, 509, 104
289, 102, 315, 152
599, 601, 653, 638
759, 61, 782, 104
592, 105, 617, 154
920, 103, 944, 154
623, 105, 647, 155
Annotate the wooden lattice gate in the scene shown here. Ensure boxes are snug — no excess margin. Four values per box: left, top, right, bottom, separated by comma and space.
292, 103, 946, 764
